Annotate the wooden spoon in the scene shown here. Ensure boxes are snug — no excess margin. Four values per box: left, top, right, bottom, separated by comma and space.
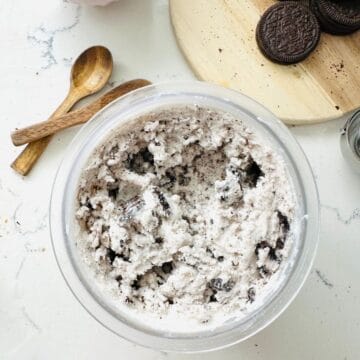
11, 45, 113, 175
11, 79, 151, 146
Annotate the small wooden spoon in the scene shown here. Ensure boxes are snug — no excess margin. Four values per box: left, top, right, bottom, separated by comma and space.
11, 79, 151, 146
11, 45, 113, 175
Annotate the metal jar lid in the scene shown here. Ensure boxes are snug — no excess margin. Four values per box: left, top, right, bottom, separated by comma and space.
340, 109, 360, 172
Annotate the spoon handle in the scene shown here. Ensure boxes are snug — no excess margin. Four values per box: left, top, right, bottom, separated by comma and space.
10, 90, 83, 175
11, 79, 151, 147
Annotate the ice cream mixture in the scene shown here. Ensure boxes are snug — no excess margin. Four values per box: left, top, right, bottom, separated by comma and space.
75, 105, 297, 331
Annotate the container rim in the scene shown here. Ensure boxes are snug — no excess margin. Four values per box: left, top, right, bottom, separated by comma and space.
50, 80, 320, 353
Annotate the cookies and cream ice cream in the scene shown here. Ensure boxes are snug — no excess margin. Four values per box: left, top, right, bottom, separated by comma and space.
75, 105, 296, 331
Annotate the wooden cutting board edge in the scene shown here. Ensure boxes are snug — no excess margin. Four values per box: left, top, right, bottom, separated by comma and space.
169, 0, 360, 125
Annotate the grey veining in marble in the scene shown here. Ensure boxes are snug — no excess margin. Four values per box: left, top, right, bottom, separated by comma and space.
27, 4, 81, 70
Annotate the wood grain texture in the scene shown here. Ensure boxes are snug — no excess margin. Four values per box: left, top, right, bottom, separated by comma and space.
11, 46, 113, 176
170, 0, 360, 124
11, 79, 151, 146
10, 92, 81, 176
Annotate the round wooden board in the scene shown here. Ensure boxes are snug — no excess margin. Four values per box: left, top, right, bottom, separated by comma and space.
170, 0, 360, 125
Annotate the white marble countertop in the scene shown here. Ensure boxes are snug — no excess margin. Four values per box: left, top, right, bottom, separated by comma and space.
1, 1, 359, 359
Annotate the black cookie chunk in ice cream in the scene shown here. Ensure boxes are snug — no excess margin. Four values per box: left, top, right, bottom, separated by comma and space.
244, 157, 264, 187
126, 147, 154, 174
209, 278, 235, 292
277, 210, 290, 234
256, 1, 320, 64
161, 261, 174, 274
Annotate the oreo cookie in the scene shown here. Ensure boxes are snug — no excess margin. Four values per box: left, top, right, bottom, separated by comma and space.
279, 0, 309, 5
256, 2, 320, 64
310, 0, 360, 35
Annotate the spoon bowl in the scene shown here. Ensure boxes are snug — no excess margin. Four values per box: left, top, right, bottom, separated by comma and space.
71, 45, 113, 94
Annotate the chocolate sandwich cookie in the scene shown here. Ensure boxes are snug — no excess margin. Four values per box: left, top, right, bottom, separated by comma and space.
279, 0, 309, 5
311, 0, 360, 35
256, 2, 320, 64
